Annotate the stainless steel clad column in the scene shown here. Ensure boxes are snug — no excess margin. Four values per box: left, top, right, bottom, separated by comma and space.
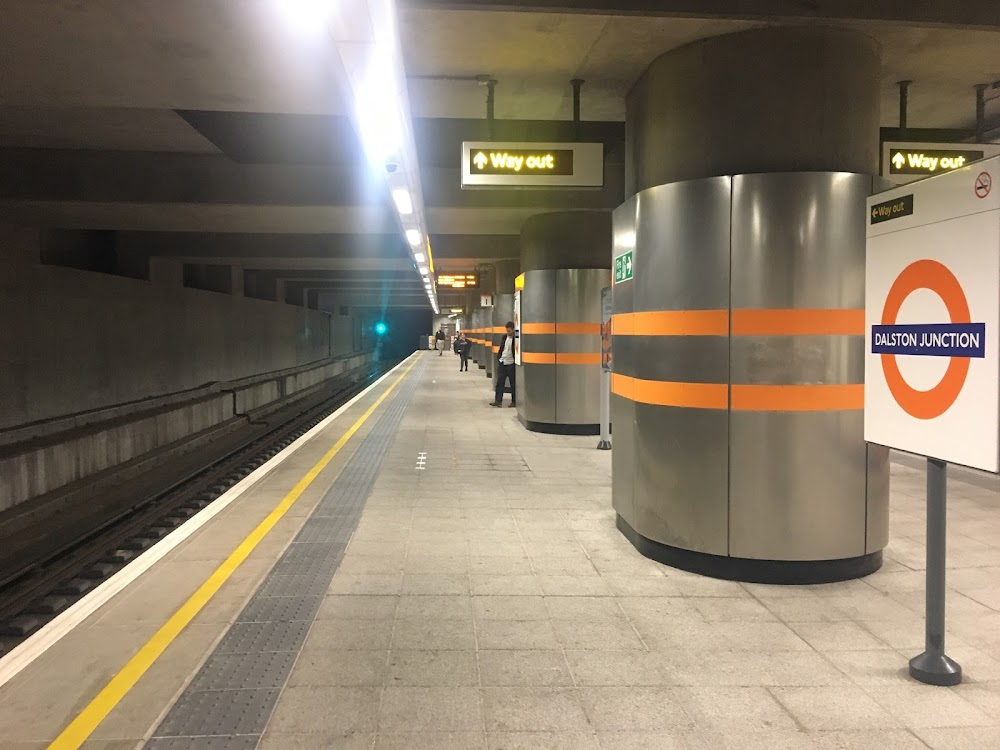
611, 198, 637, 529
728, 173, 888, 562
518, 211, 612, 434
520, 269, 557, 425
492, 293, 515, 391
615, 26, 887, 583
631, 178, 732, 557
484, 303, 494, 380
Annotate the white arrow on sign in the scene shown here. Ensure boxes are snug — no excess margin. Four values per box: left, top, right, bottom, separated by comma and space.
473, 152, 488, 169
892, 152, 906, 169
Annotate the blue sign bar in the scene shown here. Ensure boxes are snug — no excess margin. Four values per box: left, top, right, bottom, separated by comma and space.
871, 323, 986, 358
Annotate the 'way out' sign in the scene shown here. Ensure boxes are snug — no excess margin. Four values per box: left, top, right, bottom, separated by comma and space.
461, 141, 604, 189
882, 141, 1000, 185
865, 155, 1000, 471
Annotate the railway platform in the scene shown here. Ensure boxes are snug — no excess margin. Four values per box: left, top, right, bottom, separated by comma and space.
1, 351, 999, 750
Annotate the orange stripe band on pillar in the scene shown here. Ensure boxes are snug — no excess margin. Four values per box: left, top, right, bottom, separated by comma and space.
611, 374, 728, 409
519, 323, 602, 335
521, 323, 556, 334
520, 352, 602, 365
610, 309, 864, 336
612, 376, 864, 411
732, 309, 864, 336
731, 384, 864, 411
612, 311, 729, 336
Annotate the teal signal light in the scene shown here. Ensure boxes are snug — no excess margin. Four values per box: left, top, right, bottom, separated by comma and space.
374, 322, 388, 336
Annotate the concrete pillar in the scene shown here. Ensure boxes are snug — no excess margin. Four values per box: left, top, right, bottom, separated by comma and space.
625, 26, 880, 194
614, 27, 887, 584
230, 265, 244, 297
516, 211, 611, 433
275, 279, 288, 304
149, 257, 183, 287
492, 258, 520, 295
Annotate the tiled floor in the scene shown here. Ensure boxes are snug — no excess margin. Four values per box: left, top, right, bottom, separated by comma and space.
256, 354, 1000, 750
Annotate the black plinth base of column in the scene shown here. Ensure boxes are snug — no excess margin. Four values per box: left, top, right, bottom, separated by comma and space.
522, 419, 600, 436
616, 515, 882, 585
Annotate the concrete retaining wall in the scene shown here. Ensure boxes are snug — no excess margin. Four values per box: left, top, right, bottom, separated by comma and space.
0, 226, 350, 430
0, 353, 373, 513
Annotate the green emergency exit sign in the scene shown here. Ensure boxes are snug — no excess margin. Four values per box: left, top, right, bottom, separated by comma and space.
614, 251, 633, 283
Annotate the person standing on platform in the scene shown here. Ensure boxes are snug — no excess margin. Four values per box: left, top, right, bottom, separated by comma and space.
491, 321, 516, 408
458, 333, 471, 372
434, 327, 445, 356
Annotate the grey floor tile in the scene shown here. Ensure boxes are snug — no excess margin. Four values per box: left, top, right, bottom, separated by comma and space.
482, 688, 591, 732
376, 731, 487, 749
286, 648, 388, 687
478, 650, 574, 686
267, 686, 380, 734
391, 618, 477, 650
476, 620, 560, 650
770, 686, 901, 730
577, 687, 692, 731
385, 649, 479, 686
378, 687, 484, 732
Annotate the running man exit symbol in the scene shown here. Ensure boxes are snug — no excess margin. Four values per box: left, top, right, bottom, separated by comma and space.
615, 251, 633, 283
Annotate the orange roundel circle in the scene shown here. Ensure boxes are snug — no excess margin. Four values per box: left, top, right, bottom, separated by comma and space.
880, 259, 971, 420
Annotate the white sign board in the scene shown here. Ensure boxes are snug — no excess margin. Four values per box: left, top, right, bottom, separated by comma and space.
865, 155, 1000, 471
882, 141, 1000, 185
461, 141, 604, 189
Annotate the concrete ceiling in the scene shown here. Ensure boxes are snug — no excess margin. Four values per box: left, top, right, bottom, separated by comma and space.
0, 0, 998, 310
402, 10, 1000, 129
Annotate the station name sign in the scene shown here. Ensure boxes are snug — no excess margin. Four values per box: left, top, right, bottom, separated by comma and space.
882, 141, 1000, 184
461, 141, 603, 189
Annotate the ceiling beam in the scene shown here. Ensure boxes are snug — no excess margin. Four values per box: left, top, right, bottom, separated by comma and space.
403, 0, 1000, 29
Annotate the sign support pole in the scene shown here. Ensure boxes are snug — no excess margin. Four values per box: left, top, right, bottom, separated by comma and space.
909, 457, 962, 686
597, 368, 611, 450
597, 286, 611, 450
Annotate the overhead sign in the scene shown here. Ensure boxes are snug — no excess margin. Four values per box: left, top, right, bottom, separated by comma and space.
614, 250, 633, 284
437, 273, 478, 289
870, 194, 914, 224
882, 141, 1000, 184
865, 156, 1000, 471
461, 141, 603, 189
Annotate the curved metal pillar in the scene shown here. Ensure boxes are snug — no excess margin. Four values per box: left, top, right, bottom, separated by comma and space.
613, 174, 889, 584
517, 211, 611, 434
616, 26, 886, 583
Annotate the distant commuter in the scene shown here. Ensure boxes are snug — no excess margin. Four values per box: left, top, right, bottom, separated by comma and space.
491, 321, 516, 408
435, 328, 445, 356
458, 333, 471, 372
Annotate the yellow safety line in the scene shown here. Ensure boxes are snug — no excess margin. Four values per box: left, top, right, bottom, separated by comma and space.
48, 356, 419, 749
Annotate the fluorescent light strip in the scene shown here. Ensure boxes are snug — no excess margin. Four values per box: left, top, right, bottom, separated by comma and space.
330, 0, 437, 311
392, 188, 413, 214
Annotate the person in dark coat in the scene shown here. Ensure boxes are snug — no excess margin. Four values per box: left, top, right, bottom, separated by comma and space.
457, 333, 471, 371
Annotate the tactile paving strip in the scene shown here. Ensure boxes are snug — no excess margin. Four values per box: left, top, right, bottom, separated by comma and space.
149, 361, 422, 746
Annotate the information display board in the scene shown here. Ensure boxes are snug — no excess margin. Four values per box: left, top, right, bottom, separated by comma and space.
865, 156, 1000, 471
461, 141, 604, 189
882, 141, 1000, 185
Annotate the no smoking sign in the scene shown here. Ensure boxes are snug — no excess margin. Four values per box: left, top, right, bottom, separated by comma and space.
975, 172, 991, 199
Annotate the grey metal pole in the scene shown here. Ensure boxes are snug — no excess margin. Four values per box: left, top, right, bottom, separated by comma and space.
597, 367, 611, 450
909, 457, 962, 686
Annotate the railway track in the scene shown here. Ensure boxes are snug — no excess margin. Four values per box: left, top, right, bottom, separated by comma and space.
0, 360, 394, 657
